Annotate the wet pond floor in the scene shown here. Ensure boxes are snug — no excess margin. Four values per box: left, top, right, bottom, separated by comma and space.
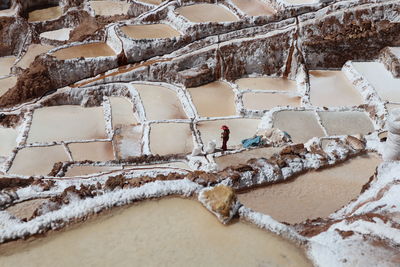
176, 4, 239, 23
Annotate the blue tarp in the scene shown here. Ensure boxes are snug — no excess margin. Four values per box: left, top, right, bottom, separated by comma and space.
241, 136, 262, 148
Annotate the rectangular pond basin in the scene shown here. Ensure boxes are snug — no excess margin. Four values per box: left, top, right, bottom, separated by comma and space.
242, 92, 301, 110
0, 56, 16, 76
40, 28, 72, 42
215, 147, 281, 171
89, 0, 131, 16
176, 4, 239, 23
28, 6, 62, 22
8, 145, 69, 176
272, 111, 325, 143
114, 125, 142, 159
68, 142, 114, 162
318, 111, 374, 136
134, 84, 187, 120
198, 118, 260, 150
352, 62, 400, 102
231, 0, 275, 16
15, 44, 54, 69
123, 161, 191, 171
0, 198, 311, 267
238, 153, 381, 224
0, 127, 17, 157
149, 123, 193, 155
109, 97, 138, 128
120, 24, 180, 39
27, 105, 107, 143
309, 70, 363, 107
235, 77, 297, 91
52, 43, 116, 60
188, 81, 236, 117
65, 165, 122, 177
0, 76, 17, 97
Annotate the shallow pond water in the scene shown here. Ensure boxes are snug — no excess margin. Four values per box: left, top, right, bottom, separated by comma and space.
318, 111, 374, 136
121, 24, 180, 39
68, 142, 114, 162
231, 0, 275, 16
89, 1, 131, 16
52, 43, 116, 60
235, 77, 297, 91
242, 92, 301, 110
176, 4, 239, 23
149, 123, 193, 155
28, 6, 62, 22
0, 56, 16, 76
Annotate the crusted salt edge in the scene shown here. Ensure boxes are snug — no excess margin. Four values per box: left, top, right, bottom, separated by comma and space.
238, 206, 307, 246
0, 179, 202, 243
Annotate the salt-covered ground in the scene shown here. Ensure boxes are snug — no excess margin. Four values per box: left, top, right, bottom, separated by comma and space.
0, 0, 399, 265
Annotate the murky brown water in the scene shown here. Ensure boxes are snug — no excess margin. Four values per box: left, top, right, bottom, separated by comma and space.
52, 43, 116, 60
39, 28, 72, 41
0, 56, 15, 76
28, 6, 62, 22
6, 199, 47, 221
273, 111, 325, 143
318, 111, 374, 136
68, 142, 114, 162
215, 147, 281, 170
27, 105, 107, 143
150, 123, 193, 155
352, 62, 400, 102
0, 77, 17, 97
0, 127, 17, 157
135, 84, 187, 120
8, 146, 69, 176
0, 198, 311, 267
243, 92, 301, 110
109, 97, 138, 128
198, 118, 260, 149
65, 165, 122, 177
235, 77, 297, 91
309, 70, 363, 107
15, 44, 54, 69
231, 0, 275, 16
121, 24, 180, 39
188, 81, 236, 117
176, 4, 239, 23
238, 154, 381, 224
89, 1, 131, 16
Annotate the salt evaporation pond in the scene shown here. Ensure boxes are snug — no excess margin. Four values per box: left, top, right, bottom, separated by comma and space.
235, 77, 297, 91
0, 198, 312, 266
231, 0, 275, 16
318, 111, 374, 136
28, 6, 62, 22
27, 105, 107, 143
188, 81, 236, 117
121, 24, 181, 39
238, 154, 381, 224
109, 97, 138, 128
65, 165, 122, 177
0, 77, 17, 97
242, 92, 301, 110
150, 123, 193, 155
89, 0, 131, 16
15, 44, 54, 69
52, 43, 116, 60
176, 4, 239, 23
284, 0, 317, 4
0, 127, 17, 157
272, 111, 325, 143
134, 84, 187, 120
40, 28, 72, 41
309, 70, 363, 107
0, 56, 15, 76
68, 142, 114, 161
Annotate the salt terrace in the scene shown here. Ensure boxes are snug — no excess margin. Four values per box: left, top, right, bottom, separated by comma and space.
0, 0, 399, 266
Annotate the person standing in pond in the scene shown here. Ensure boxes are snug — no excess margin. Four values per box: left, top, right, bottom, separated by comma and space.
221, 125, 230, 151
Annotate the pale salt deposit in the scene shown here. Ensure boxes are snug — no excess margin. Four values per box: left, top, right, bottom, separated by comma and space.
68, 142, 114, 161
114, 125, 142, 159
89, 1, 131, 17
15, 44, 54, 69
65, 165, 122, 177
0, 127, 17, 157
27, 105, 107, 143
0, 198, 311, 267
242, 92, 301, 110
135, 0, 163, 5
272, 111, 325, 143
134, 84, 187, 120
309, 70, 363, 107
231, 0, 276, 16
0, 77, 17, 97
109, 97, 138, 128
52, 43, 116, 60
176, 4, 239, 23
39, 28, 72, 42
188, 81, 236, 117
238, 154, 381, 224
8, 146, 69, 176
121, 24, 181, 39
149, 123, 193, 155
235, 77, 297, 91
318, 111, 375, 136
0, 56, 16, 76
28, 6, 62, 23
